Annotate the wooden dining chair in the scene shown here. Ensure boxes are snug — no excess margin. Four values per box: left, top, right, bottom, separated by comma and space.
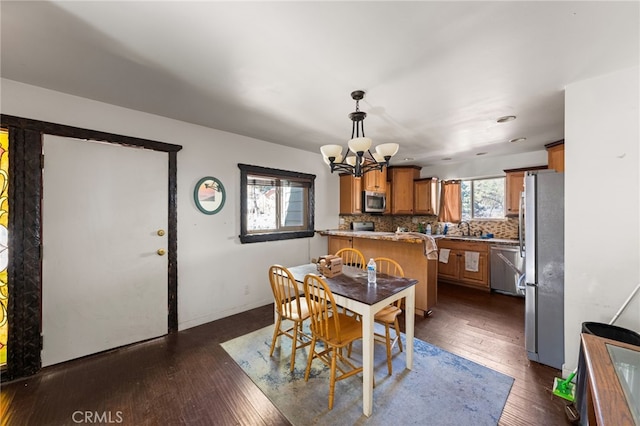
268, 264, 312, 372
373, 257, 405, 375
334, 247, 366, 319
334, 247, 366, 269
303, 273, 363, 410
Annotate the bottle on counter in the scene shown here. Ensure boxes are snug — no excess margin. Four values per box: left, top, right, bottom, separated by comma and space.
367, 258, 377, 285
426, 223, 432, 235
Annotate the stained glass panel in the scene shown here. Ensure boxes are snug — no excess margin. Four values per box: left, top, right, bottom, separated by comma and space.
0, 129, 8, 366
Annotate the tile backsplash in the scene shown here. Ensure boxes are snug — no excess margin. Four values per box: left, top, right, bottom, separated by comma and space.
338, 215, 519, 240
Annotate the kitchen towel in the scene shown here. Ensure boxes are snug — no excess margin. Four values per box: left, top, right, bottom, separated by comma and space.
394, 232, 439, 260
439, 248, 450, 264
465, 251, 479, 272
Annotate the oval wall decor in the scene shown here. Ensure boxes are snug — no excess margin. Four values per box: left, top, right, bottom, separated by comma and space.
194, 176, 226, 215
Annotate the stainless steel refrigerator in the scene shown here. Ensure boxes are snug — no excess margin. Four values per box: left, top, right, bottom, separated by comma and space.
520, 170, 564, 370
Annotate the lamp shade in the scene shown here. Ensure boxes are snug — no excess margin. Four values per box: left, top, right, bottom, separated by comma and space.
323, 154, 343, 165
375, 143, 399, 158
345, 156, 364, 167
347, 137, 372, 154
320, 144, 343, 159
372, 152, 385, 163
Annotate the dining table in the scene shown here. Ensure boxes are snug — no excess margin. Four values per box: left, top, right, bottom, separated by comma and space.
284, 263, 418, 417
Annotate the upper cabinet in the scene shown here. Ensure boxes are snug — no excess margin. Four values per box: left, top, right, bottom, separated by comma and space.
363, 166, 387, 193
546, 140, 565, 172
504, 170, 525, 217
504, 166, 547, 217
414, 177, 439, 215
388, 166, 421, 215
339, 174, 361, 215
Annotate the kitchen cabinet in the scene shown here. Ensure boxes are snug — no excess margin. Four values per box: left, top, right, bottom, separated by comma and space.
388, 166, 421, 215
324, 231, 438, 316
504, 166, 547, 217
504, 170, 525, 217
328, 235, 353, 254
545, 140, 565, 172
339, 174, 361, 214
437, 239, 490, 290
414, 177, 439, 215
363, 167, 387, 192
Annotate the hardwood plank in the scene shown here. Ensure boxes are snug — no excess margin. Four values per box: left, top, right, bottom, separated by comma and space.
1, 282, 573, 425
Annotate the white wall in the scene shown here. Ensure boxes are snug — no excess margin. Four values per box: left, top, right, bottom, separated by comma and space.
1, 78, 339, 331
564, 66, 640, 374
420, 150, 549, 180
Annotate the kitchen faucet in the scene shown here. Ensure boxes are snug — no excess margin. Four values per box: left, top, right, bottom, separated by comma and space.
459, 221, 471, 236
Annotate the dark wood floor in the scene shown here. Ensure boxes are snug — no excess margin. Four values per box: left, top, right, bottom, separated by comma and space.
1, 283, 573, 426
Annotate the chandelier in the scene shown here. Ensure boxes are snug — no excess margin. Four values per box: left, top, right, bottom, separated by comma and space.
320, 90, 399, 178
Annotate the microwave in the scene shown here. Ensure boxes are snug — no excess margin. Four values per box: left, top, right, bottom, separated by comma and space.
362, 191, 386, 213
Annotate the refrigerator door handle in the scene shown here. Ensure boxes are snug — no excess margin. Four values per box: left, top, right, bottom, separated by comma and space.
518, 191, 525, 258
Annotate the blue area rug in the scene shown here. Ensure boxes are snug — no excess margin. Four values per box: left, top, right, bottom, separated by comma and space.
221, 324, 514, 425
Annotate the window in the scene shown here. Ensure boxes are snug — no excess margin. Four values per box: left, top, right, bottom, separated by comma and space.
461, 177, 505, 221
239, 164, 315, 243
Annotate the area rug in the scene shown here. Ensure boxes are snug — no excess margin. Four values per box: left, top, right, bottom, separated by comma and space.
221, 323, 514, 425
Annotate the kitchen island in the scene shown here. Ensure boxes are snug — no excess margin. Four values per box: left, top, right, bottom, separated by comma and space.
317, 230, 438, 317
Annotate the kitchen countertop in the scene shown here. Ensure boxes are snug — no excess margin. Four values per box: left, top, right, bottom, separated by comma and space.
317, 229, 519, 246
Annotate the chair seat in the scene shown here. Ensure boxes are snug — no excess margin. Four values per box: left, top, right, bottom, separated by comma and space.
280, 297, 311, 321
311, 312, 362, 348
374, 305, 401, 323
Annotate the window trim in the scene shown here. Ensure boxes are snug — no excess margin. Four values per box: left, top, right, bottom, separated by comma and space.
238, 163, 315, 244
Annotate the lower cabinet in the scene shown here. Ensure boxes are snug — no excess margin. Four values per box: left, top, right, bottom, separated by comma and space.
328, 235, 353, 254
326, 235, 437, 316
437, 239, 490, 290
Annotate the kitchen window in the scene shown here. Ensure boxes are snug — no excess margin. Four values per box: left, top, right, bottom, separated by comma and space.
238, 164, 315, 243
461, 177, 505, 220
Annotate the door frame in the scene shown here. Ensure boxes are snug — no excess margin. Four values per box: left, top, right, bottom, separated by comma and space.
1, 114, 182, 381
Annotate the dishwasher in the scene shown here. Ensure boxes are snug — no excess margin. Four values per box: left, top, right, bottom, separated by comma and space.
490, 245, 525, 297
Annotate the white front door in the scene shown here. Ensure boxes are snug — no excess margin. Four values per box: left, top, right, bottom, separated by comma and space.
41, 135, 168, 366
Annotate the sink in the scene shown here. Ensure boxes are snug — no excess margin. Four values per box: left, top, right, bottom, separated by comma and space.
445, 235, 493, 241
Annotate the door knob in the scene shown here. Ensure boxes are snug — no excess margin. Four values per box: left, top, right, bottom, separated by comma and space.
157, 229, 166, 236
157, 249, 166, 256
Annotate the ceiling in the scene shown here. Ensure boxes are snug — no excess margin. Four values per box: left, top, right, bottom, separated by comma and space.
1, 1, 638, 168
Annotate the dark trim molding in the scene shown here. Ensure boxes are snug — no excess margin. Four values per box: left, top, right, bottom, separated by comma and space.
503, 165, 548, 173
238, 163, 315, 244
1, 114, 182, 381
544, 139, 565, 149
6, 128, 43, 380
167, 151, 179, 332
1, 115, 181, 153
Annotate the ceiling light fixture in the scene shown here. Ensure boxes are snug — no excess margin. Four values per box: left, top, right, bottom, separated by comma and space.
321, 90, 398, 178
497, 115, 516, 123
509, 137, 527, 143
